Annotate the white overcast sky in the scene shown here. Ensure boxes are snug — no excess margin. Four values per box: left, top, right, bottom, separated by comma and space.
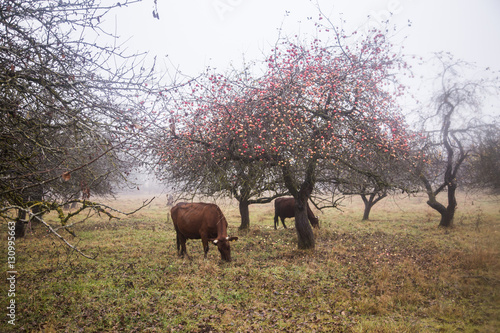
109, 0, 500, 77
109, 0, 499, 191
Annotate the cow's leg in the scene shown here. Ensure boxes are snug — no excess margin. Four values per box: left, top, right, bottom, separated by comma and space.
201, 236, 210, 259
274, 214, 279, 230
176, 232, 181, 255
281, 217, 287, 229
179, 235, 187, 258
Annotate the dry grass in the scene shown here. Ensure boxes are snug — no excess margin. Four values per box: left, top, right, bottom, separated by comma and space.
1, 192, 499, 332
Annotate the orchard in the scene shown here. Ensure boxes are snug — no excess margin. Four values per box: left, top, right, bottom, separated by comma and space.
154, 30, 418, 249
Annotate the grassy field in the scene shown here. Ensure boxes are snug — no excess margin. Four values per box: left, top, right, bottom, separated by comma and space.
1, 192, 499, 332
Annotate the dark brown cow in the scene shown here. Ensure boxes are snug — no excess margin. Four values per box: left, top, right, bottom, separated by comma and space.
274, 197, 319, 229
171, 202, 238, 261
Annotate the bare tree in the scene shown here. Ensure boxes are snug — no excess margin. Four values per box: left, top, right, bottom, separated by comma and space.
0, 0, 166, 251
415, 53, 499, 227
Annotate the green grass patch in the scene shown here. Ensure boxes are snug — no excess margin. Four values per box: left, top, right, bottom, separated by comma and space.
1, 193, 499, 332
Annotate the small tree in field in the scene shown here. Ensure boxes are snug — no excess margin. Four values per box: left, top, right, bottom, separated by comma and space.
332, 150, 420, 221
156, 27, 414, 249
323, 118, 421, 221
218, 159, 286, 230
416, 54, 499, 227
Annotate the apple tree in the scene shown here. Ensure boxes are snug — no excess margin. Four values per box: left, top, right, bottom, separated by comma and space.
155, 27, 414, 249
153, 71, 287, 229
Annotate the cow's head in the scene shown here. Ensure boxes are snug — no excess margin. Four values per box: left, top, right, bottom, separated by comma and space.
212, 236, 238, 262
311, 216, 319, 228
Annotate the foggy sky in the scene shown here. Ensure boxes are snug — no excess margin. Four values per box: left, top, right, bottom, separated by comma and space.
110, 0, 500, 76
110, 0, 500, 194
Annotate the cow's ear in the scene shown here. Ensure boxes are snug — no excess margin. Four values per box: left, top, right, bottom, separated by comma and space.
227, 236, 238, 242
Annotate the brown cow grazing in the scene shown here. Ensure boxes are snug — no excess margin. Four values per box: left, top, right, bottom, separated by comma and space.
274, 197, 319, 229
171, 202, 238, 261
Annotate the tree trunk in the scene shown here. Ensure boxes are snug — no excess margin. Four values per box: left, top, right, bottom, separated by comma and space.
14, 187, 45, 238
295, 196, 315, 249
362, 199, 372, 221
425, 189, 457, 228
439, 186, 457, 227
360, 192, 387, 221
15, 210, 27, 238
360, 194, 372, 220
281, 160, 316, 250
238, 199, 250, 230
30, 203, 42, 226
439, 209, 455, 227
